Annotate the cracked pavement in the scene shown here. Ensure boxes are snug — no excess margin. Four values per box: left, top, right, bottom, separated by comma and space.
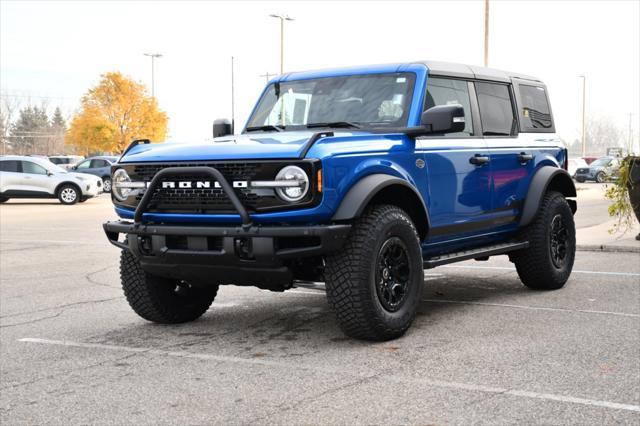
1, 196, 639, 424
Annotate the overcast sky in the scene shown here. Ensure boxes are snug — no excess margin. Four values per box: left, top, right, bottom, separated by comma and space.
1, 0, 639, 151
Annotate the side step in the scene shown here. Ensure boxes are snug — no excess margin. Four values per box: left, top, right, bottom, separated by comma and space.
423, 241, 529, 269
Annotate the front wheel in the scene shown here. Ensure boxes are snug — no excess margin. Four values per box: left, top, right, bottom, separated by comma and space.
325, 205, 424, 341
58, 184, 79, 205
511, 191, 575, 290
120, 250, 218, 323
595, 171, 606, 183
102, 177, 112, 193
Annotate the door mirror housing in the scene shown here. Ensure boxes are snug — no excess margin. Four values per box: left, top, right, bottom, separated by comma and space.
213, 119, 233, 138
420, 104, 466, 134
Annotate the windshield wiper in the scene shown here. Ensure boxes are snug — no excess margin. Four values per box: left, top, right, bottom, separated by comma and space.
245, 125, 284, 132
306, 121, 362, 129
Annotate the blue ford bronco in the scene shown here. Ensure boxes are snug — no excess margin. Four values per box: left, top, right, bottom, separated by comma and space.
104, 61, 577, 341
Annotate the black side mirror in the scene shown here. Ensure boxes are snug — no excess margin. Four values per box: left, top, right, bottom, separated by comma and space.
213, 119, 232, 138
421, 104, 466, 134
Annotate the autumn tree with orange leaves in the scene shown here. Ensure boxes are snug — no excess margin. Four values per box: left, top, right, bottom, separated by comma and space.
66, 72, 168, 154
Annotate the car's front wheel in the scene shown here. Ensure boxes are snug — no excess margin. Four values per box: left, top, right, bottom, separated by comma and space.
57, 184, 80, 205
120, 250, 218, 323
102, 177, 112, 193
595, 171, 606, 183
511, 191, 575, 290
325, 204, 424, 341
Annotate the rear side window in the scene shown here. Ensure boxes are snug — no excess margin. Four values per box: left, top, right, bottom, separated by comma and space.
91, 159, 109, 168
519, 84, 553, 130
475, 82, 515, 136
424, 77, 473, 136
0, 160, 20, 172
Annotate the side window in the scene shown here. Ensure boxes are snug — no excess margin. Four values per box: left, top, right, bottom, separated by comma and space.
21, 161, 47, 175
91, 159, 108, 168
424, 77, 473, 136
475, 82, 515, 136
519, 84, 552, 130
0, 160, 20, 172
75, 160, 91, 169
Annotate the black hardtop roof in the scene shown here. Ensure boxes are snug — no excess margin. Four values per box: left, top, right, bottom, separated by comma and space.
417, 60, 542, 83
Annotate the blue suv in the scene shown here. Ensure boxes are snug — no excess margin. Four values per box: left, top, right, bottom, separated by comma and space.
104, 61, 577, 341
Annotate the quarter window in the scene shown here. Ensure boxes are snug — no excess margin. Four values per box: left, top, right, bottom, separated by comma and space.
0, 160, 20, 172
21, 161, 47, 175
475, 82, 516, 136
519, 84, 553, 130
424, 77, 473, 136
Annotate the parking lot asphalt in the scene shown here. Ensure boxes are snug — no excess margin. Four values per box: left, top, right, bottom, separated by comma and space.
1, 195, 639, 425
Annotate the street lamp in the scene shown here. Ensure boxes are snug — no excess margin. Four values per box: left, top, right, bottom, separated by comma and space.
579, 75, 586, 157
483, 0, 490, 67
269, 14, 294, 74
144, 53, 163, 97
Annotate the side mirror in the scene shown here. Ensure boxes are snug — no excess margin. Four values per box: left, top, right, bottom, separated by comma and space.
47, 171, 53, 176
213, 119, 232, 138
421, 104, 466, 134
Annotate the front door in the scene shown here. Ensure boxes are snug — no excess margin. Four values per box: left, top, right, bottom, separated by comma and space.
19, 161, 53, 195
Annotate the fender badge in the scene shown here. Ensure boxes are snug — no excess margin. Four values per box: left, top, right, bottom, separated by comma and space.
415, 159, 425, 169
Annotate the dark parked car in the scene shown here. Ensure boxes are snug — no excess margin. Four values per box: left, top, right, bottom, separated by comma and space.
574, 156, 620, 183
71, 156, 119, 192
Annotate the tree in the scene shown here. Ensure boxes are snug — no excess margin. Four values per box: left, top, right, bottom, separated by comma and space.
9, 105, 50, 154
50, 107, 67, 154
585, 115, 623, 156
66, 72, 168, 154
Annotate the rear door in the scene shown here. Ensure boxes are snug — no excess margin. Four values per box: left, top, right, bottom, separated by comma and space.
476, 81, 531, 226
0, 160, 22, 193
416, 76, 493, 242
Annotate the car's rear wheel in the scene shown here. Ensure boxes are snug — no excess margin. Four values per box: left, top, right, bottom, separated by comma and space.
575, 177, 586, 183
102, 177, 112, 193
324, 204, 424, 341
120, 250, 218, 323
595, 171, 606, 183
511, 191, 575, 290
57, 184, 79, 205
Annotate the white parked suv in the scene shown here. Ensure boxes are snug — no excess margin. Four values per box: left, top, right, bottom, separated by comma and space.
0, 155, 102, 205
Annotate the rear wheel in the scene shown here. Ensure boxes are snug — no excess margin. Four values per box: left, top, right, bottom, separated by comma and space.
575, 177, 586, 183
325, 205, 424, 341
120, 250, 218, 323
511, 191, 575, 290
57, 184, 79, 205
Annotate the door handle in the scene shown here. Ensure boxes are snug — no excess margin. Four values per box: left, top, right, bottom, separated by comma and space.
469, 154, 490, 166
518, 152, 533, 163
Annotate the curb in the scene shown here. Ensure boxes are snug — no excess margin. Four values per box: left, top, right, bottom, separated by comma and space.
577, 244, 640, 253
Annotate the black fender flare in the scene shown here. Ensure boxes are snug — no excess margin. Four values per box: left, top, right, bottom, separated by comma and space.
332, 174, 430, 233
520, 166, 577, 227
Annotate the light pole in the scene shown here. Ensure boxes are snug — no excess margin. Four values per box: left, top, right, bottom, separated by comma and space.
483, 0, 490, 67
579, 75, 586, 157
269, 14, 294, 74
144, 53, 163, 97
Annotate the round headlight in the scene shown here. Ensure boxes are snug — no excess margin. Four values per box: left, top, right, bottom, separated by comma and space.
112, 168, 132, 201
275, 166, 309, 202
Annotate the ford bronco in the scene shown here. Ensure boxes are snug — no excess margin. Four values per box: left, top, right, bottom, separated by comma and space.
103, 61, 577, 341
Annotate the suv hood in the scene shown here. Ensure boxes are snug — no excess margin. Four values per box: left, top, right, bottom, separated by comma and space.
120, 131, 357, 162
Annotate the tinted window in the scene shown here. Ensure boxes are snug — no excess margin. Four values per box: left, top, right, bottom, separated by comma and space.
0, 160, 20, 172
475, 82, 515, 136
519, 85, 552, 130
21, 161, 47, 175
75, 160, 91, 169
91, 159, 109, 168
424, 77, 473, 135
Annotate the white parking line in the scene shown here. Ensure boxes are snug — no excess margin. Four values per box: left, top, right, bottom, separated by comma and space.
423, 299, 639, 318
440, 264, 640, 277
18, 337, 640, 413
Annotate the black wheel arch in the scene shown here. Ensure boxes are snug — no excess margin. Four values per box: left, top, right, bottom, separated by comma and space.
520, 166, 577, 227
332, 174, 429, 241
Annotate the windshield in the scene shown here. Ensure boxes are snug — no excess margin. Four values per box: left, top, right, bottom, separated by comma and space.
245, 73, 416, 131
591, 158, 612, 167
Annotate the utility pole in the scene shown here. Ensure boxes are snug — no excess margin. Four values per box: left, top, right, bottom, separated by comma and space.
269, 14, 294, 74
579, 75, 587, 157
483, 0, 490, 67
143, 53, 163, 97
231, 56, 235, 134
629, 113, 634, 154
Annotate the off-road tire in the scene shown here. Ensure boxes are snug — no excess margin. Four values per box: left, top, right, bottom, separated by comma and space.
325, 204, 424, 341
595, 171, 606, 183
511, 191, 575, 290
57, 184, 79, 205
120, 250, 218, 323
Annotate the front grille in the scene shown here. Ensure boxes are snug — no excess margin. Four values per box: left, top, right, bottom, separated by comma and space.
576, 168, 590, 174
117, 160, 320, 214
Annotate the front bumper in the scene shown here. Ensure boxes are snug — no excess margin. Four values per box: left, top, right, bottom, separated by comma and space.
82, 180, 102, 197
103, 220, 351, 286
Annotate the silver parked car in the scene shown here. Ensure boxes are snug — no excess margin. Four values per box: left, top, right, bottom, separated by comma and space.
0, 155, 102, 205
70, 156, 119, 192
49, 155, 84, 170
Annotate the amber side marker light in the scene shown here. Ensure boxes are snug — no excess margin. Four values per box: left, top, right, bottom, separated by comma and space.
317, 169, 323, 193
